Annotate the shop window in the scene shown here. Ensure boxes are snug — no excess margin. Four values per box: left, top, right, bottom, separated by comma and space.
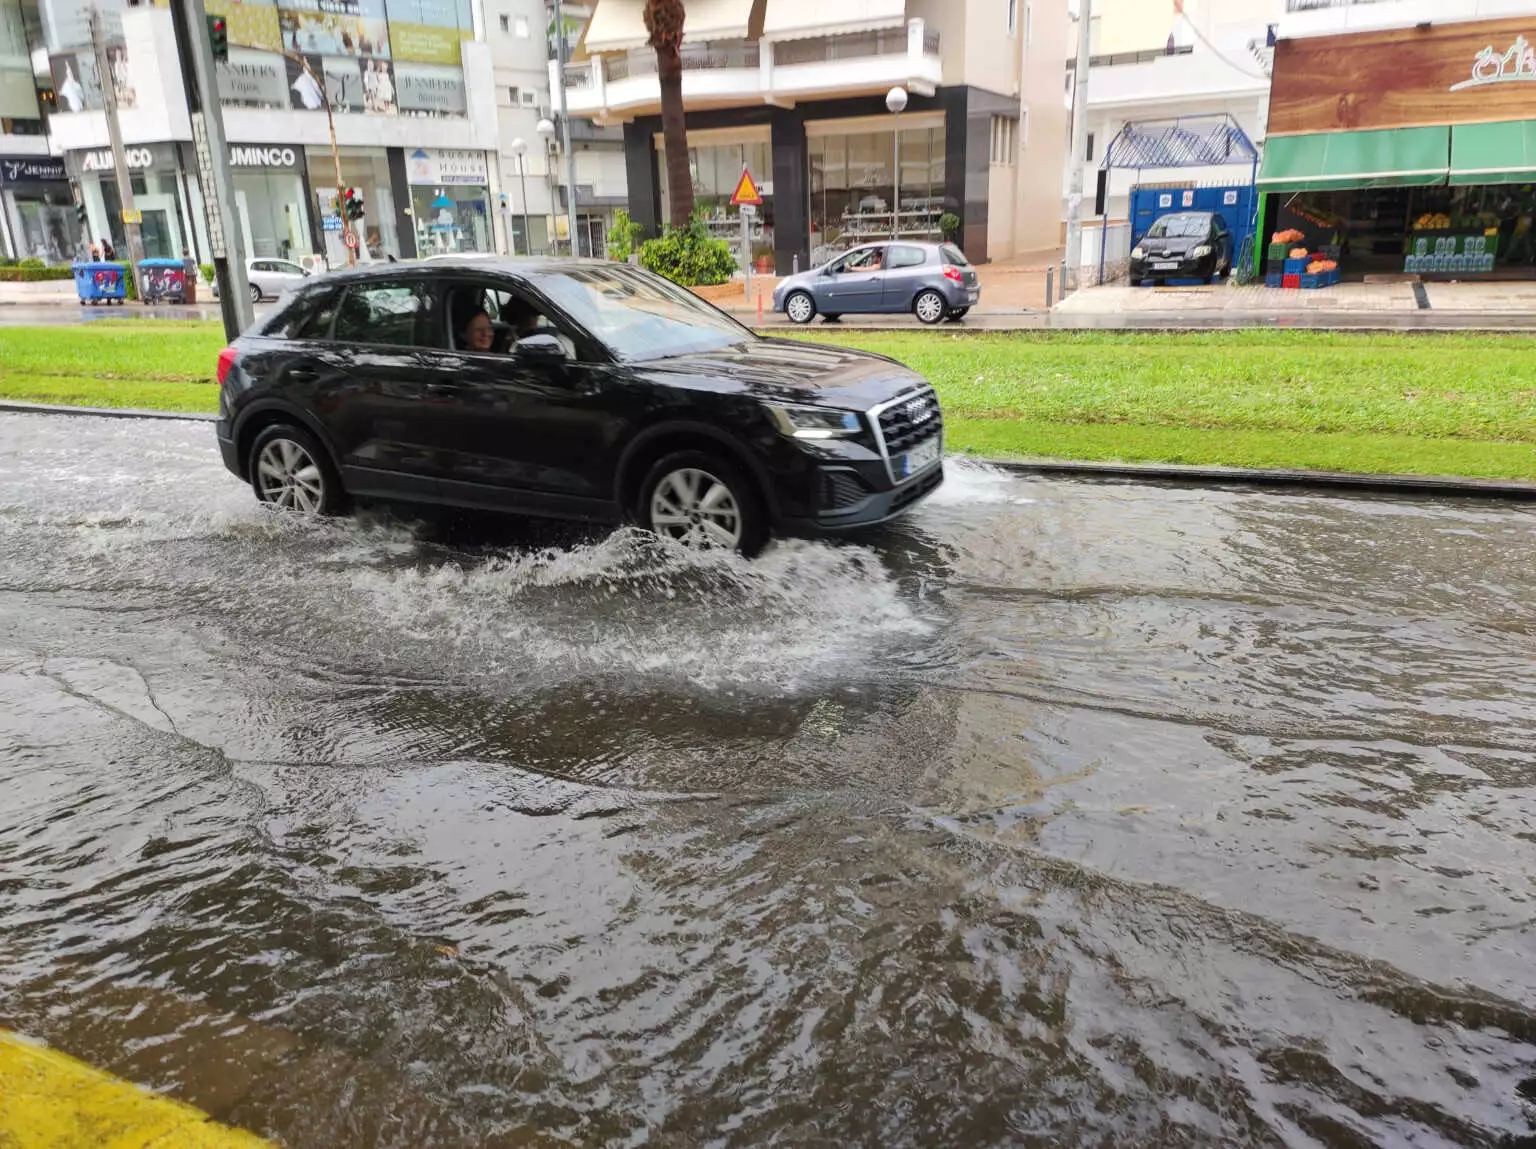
332, 282, 441, 347
808, 123, 944, 262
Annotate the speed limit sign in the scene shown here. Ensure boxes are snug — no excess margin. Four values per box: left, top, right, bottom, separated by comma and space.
343, 231, 359, 250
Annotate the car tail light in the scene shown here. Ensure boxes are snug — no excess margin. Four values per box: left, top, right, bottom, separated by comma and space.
216, 347, 238, 387
942, 266, 964, 283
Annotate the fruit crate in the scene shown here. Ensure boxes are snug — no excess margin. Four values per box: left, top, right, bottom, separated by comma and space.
1283, 257, 1310, 275
1282, 273, 1301, 289
1265, 271, 1284, 288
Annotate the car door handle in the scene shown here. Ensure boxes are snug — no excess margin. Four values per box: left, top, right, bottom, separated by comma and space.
286, 365, 317, 383
422, 382, 458, 397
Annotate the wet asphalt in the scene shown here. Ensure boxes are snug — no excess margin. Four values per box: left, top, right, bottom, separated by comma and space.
0, 412, 1533, 1147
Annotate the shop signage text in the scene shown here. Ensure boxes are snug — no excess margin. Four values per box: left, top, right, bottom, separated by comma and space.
0, 155, 68, 184
78, 146, 164, 173
229, 145, 300, 169
407, 147, 486, 185
1450, 34, 1536, 91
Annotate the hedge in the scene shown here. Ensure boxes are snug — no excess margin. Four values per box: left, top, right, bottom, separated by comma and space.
0, 266, 75, 281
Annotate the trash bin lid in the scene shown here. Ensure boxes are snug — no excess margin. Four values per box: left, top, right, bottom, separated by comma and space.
137, 258, 185, 267
72, 261, 126, 270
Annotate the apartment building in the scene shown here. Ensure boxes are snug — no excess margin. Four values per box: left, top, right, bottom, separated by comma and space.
551, 0, 1070, 271
1063, 0, 1282, 227
0, 0, 501, 265
1258, 0, 1536, 280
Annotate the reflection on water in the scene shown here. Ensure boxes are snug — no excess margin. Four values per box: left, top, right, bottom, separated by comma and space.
1, 414, 1534, 1147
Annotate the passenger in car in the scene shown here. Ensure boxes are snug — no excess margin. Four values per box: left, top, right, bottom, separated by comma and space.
460, 309, 495, 352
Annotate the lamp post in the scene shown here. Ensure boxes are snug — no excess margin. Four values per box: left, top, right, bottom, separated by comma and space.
536, 116, 559, 253
886, 85, 908, 240
509, 137, 530, 255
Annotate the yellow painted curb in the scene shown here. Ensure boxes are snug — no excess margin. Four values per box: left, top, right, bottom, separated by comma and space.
0, 1029, 274, 1148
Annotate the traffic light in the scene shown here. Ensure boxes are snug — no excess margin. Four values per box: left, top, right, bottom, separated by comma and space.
206, 14, 228, 62
75, 201, 87, 225
343, 187, 365, 221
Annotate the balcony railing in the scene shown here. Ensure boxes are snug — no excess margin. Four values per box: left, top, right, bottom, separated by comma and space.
1066, 44, 1193, 69
561, 61, 593, 88
774, 27, 924, 67
1285, 0, 1396, 10
605, 39, 760, 81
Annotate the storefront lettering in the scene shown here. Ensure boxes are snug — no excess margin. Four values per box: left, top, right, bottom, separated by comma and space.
1450, 34, 1536, 91
79, 146, 157, 172
229, 146, 298, 168
1, 156, 68, 184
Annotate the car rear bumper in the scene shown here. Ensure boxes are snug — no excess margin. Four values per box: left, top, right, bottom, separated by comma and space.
215, 420, 241, 479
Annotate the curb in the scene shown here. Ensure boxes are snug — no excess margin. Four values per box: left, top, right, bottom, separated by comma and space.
976, 456, 1536, 501
0, 399, 216, 422
0, 1028, 272, 1147
1, 399, 1531, 500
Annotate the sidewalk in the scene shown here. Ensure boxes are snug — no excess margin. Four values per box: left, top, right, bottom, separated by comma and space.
1056, 279, 1536, 316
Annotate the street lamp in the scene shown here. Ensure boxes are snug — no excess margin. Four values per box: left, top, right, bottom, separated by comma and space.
509, 137, 530, 255
536, 117, 558, 253
886, 85, 908, 240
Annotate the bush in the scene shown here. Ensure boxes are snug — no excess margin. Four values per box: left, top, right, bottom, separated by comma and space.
17, 257, 46, 269
639, 211, 737, 286
200, 263, 215, 285
0, 265, 75, 281
939, 212, 960, 241
0, 256, 16, 267
606, 209, 644, 262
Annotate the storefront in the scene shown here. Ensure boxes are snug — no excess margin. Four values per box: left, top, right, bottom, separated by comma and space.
228, 143, 315, 262
1260, 17, 1536, 279
657, 130, 774, 272
307, 145, 403, 264
406, 146, 491, 255
807, 114, 945, 266
1, 154, 75, 263
67, 143, 194, 259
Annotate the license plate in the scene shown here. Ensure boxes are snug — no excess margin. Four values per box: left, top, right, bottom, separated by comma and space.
966, 290, 979, 303
901, 436, 941, 478
1153, 261, 1180, 270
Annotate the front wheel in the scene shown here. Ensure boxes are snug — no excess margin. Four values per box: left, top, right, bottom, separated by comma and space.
784, 290, 816, 325
913, 289, 946, 325
248, 283, 262, 304
638, 449, 767, 557
249, 423, 346, 517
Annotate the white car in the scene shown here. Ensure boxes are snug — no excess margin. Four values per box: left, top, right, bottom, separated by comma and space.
213, 257, 311, 302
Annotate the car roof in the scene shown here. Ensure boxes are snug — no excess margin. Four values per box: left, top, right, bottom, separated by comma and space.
304, 255, 617, 286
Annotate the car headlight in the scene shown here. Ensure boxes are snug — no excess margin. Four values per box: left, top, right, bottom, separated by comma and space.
766, 404, 862, 440
1130, 246, 1145, 259
1192, 244, 1212, 258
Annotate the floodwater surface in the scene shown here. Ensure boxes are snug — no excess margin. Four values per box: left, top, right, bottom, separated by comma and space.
0, 413, 1532, 1147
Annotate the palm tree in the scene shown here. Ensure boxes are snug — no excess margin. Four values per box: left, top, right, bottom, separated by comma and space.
644, 0, 693, 227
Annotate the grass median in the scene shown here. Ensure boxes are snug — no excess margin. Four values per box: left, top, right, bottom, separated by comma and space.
2, 322, 1533, 479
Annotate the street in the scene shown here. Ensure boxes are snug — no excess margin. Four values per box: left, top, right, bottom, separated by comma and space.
1, 411, 1533, 1146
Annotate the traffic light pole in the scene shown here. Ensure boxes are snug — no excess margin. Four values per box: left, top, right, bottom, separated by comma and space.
169, 0, 253, 338
274, 50, 352, 267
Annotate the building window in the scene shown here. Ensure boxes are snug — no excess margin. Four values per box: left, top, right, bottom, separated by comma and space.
806, 124, 946, 262
514, 15, 529, 36
1020, 107, 1030, 147
508, 85, 519, 103
1006, 0, 1017, 34
1086, 131, 1095, 162
498, 13, 508, 32
1025, 2, 1033, 44
521, 90, 536, 105
990, 116, 1016, 166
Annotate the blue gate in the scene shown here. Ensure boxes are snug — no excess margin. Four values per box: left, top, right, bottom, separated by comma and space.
1130, 183, 1257, 253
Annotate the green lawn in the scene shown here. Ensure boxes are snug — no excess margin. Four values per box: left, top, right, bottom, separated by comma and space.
2, 323, 1533, 479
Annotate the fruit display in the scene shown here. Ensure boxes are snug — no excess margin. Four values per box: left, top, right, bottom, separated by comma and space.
1289, 247, 1309, 258
1271, 228, 1305, 244
1306, 259, 1338, 274
1413, 212, 1451, 230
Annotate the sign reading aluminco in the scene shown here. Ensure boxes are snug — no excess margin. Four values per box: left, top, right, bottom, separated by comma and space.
228, 145, 301, 169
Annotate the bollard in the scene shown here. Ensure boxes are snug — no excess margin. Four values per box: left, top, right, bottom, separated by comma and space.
756, 287, 764, 325
792, 253, 800, 275
1045, 265, 1054, 308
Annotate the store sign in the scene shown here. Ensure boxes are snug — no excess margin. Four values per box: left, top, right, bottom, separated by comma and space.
0, 155, 67, 184
76, 144, 171, 173
216, 52, 290, 108
229, 144, 301, 169
406, 146, 485, 185
394, 62, 464, 114
1450, 34, 1536, 91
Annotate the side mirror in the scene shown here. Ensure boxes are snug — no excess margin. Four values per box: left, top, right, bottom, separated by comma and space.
512, 332, 568, 366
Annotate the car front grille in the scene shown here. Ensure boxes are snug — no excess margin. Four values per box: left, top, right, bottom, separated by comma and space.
874, 387, 943, 459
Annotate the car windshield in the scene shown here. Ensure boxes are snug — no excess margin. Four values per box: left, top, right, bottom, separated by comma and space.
537, 266, 753, 361
1146, 213, 1211, 238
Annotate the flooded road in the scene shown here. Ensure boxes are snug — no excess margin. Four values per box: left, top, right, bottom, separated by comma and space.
1, 412, 1532, 1147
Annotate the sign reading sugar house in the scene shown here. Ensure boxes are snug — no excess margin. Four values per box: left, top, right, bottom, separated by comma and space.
1451, 34, 1536, 91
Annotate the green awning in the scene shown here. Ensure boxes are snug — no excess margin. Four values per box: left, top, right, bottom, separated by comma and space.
1451, 120, 1536, 186
1258, 127, 1449, 192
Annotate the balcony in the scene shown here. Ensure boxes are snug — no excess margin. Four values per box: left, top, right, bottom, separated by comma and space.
553, 18, 942, 121
1084, 36, 1270, 111
1285, 0, 1395, 9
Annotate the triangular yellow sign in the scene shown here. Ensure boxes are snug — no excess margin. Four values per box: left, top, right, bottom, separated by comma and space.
730, 166, 763, 206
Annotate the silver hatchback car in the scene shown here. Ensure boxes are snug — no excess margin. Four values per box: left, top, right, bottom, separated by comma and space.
773, 241, 979, 325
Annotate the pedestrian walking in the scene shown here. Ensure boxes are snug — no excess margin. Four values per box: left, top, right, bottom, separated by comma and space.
100, 237, 117, 261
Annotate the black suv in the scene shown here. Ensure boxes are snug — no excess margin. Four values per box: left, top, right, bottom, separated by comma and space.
214, 259, 944, 554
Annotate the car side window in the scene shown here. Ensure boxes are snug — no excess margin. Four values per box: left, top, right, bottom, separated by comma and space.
447, 283, 577, 359
331, 280, 442, 348
888, 245, 926, 269
263, 287, 338, 339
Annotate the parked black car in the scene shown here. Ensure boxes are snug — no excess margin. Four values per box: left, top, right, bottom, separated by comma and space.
1128, 211, 1234, 285
214, 258, 945, 555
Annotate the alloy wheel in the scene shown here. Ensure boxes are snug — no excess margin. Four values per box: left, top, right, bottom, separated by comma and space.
914, 291, 945, 324
785, 292, 815, 324
249, 283, 262, 303
648, 467, 742, 550
255, 437, 325, 514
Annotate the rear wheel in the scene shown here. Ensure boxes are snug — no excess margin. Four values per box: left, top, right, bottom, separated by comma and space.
248, 423, 346, 517
249, 283, 262, 304
638, 449, 768, 557
913, 289, 946, 325
945, 307, 969, 322
784, 290, 816, 324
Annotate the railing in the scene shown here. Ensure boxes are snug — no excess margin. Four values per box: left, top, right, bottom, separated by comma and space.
604, 40, 759, 82
1285, 0, 1396, 9
923, 29, 939, 54
774, 28, 915, 67
1066, 44, 1193, 69
561, 61, 593, 88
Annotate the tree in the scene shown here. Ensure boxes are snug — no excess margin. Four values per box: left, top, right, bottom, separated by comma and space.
644, 0, 693, 227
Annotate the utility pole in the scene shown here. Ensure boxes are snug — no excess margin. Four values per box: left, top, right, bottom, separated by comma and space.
552, 0, 579, 254
1064, 0, 1092, 293
88, 4, 144, 298
168, 0, 253, 337
278, 50, 353, 267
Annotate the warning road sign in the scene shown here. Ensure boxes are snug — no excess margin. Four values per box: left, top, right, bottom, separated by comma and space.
730, 166, 762, 206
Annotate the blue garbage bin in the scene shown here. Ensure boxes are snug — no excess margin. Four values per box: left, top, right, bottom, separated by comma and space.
137, 258, 187, 303
71, 261, 127, 306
